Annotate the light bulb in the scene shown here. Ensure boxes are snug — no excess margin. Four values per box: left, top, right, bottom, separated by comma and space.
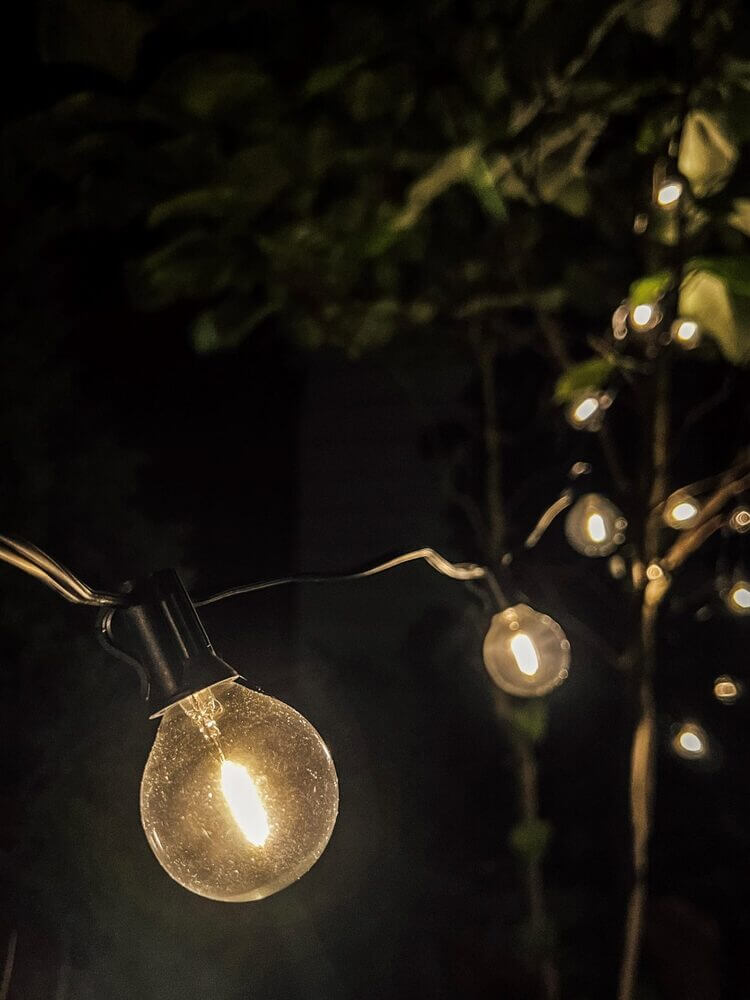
565, 390, 612, 432
729, 506, 750, 534
662, 491, 701, 529
671, 318, 701, 349
140, 679, 339, 901
656, 178, 683, 208
726, 581, 750, 616
631, 303, 659, 330
483, 603, 570, 697
714, 675, 741, 705
565, 493, 627, 557
672, 722, 707, 760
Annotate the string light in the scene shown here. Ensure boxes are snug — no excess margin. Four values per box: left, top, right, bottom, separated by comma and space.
672, 722, 708, 760
656, 178, 683, 208
662, 490, 701, 529
714, 676, 741, 705
726, 581, 750, 616
565, 494, 627, 557
671, 318, 701, 349
482, 604, 570, 697
565, 390, 612, 432
630, 303, 661, 331
729, 506, 750, 534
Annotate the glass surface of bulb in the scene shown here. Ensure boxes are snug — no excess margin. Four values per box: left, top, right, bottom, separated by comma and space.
565, 493, 626, 557
726, 581, 750, 615
565, 390, 611, 432
483, 603, 570, 697
672, 722, 707, 760
630, 303, 660, 331
141, 679, 339, 902
714, 675, 741, 705
663, 491, 701, 529
671, 318, 701, 349
656, 178, 683, 207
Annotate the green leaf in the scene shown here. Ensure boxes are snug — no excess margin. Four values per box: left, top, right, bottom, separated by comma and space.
629, 270, 672, 306
678, 110, 738, 197
679, 270, 750, 365
554, 357, 616, 405
627, 0, 678, 38
687, 256, 750, 297
303, 56, 365, 98
510, 700, 549, 743
509, 818, 552, 862
192, 300, 279, 353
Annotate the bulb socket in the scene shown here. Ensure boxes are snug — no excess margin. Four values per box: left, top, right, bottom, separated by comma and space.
107, 569, 238, 717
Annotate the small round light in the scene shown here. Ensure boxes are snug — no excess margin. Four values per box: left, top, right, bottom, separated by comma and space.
565, 391, 611, 432
714, 675, 741, 705
663, 491, 701, 530
672, 722, 707, 760
726, 581, 750, 615
671, 318, 701, 349
729, 507, 750, 534
646, 561, 664, 581
631, 303, 660, 331
565, 494, 627, 557
656, 179, 683, 208
483, 604, 570, 698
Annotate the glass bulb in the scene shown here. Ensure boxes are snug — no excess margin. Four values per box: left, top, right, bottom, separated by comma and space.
726, 581, 750, 616
565, 493, 627, 557
714, 675, 741, 705
729, 506, 750, 534
565, 390, 611, 432
656, 178, 683, 208
631, 303, 660, 331
483, 604, 570, 697
662, 491, 701, 529
140, 679, 339, 902
671, 318, 701, 349
672, 722, 707, 760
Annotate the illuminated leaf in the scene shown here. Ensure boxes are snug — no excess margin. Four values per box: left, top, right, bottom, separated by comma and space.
629, 271, 672, 306
678, 110, 738, 197
679, 270, 750, 366
554, 357, 616, 404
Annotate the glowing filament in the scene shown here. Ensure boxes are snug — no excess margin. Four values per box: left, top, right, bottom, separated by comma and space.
586, 513, 607, 543
657, 180, 683, 207
671, 501, 698, 523
221, 761, 270, 847
573, 397, 599, 424
510, 633, 539, 676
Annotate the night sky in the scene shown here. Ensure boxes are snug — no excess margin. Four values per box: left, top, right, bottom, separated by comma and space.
2, 2, 750, 999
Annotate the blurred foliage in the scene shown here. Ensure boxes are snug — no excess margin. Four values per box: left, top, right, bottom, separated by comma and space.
3, 0, 750, 375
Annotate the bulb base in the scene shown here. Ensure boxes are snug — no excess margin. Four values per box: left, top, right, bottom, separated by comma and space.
106, 569, 238, 717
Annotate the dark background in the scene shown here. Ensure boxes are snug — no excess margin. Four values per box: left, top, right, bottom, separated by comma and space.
2, 2, 750, 998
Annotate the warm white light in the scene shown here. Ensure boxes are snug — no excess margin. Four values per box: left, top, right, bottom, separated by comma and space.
728, 582, 750, 614
663, 491, 701, 530
574, 397, 598, 423
672, 722, 708, 760
714, 676, 740, 705
566, 391, 611, 432
674, 319, 699, 344
565, 494, 626, 557
586, 513, 607, 543
510, 633, 540, 676
632, 303, 655, 329
483, 604, 570, 697
221, 760, 270, 847
141, 681, 339, 901
729, 507, 750, 534
657, 179, 683, 207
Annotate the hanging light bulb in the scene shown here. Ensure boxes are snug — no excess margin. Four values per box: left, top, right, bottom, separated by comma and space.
483, 604, 570, 698
565, 390, 612, 432
672, 722, 708, 760
714, 675, 741, 705
108, 570, 339, 902
565, 493, 627, 557
630, 302, 661, 332
726, 581, 750, 616
612, 301, 630, 340
729, 506, 750, 534
662, 490, 701, 529
656, 178, 683, 208
671, 318, 701, 349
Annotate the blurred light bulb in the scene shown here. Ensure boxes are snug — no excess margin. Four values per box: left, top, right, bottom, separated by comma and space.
656, 179, 683, 207
565, 493, 627, 557
483, 604, 570, 697
141, 680, 339, 901
631, 303, 659, 330
729, 506, 750, 534
671, 318, 701, 349
714, 675, 741, 705
612, 302, 630, 340
565, 391, 612, 432
663, 491, 701, 529
672, 722, 707, 760
726, 582, 750, 615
